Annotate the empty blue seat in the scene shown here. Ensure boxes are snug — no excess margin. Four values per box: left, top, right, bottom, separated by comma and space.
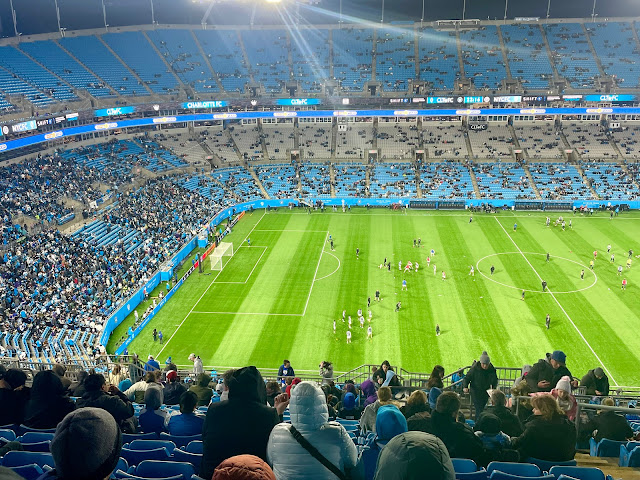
619, 444, 640, 467
185, 441, 203, 454
20, 440, 52, 452
489, 472, 555, 480
17, 432, 54, 443
590, 438, 626, 457
526, 458, 577, 472
159, 433, 201, 448
114, 470, 183, 480
9, 463, 45, 480
456, 470, 488, 480
18, 425, 56, 435
549, 466, 608, 480
1, 451, 54, 469
119, 447, 171, 466
122, 433, 159, 444
171, 449, 202, 474
487, 462, 541, 477
134, 460, 195, 480
128, 440, 176, 454
0, 429, 16, 442
453, 459, 478, 473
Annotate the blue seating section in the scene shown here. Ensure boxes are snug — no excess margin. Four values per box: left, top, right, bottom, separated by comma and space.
369, 164, 417, 198
528, 162, 591, 200
19, 40, 113, 98
544, 23, 600, 89
256, 164, 299, 199
59, 36, 145, 95
418, 28, 459, 91
103, 32, 180, 94
581, 162, 640, 200
375, 28, 415, 91
241, 30, 290, 93
194, 30, 249, 93
178, 174, 228, 206
210, 167, 263, 202
72, 220, 141, 252
419, 162, 473, 199
0, 91, 14, 111
333, 164, 367, 196
289, 29, 330, 92
475, 163, 536, 200
500, 24, 552, 90
459, 27, 507, 90
147, 29, 218, 93
300, 163, 331, 198
332, 28, 374, 91
586, 22, 640, 88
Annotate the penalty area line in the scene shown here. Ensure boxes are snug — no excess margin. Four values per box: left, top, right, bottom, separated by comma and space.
494, 217, 618, 386
302, 231, 329, 316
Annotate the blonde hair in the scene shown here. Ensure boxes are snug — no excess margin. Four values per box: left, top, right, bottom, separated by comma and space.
531, 394, 564, 420
601, 397, 614, 407
406, 390, 428, 408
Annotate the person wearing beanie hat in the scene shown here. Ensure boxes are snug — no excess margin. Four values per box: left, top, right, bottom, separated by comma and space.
212, 455, 276, 480
428, 387, 443, 411
512, 364, 532, 389
360, 386, 398, 433
361, 380, 378, 408
163, 369, 187, 406
201, 367, 288, 480
580, 367, 610, 397
463, 352, 498, 419
43, 407, 122, 480
138, 385, 169, 434
144, 355, 160, 372
536, 376, 577, 421
0, 368, 29, 426
267, 381, 358, 480
24, 370, 75, 429
526, 351, 574, 393
338, 392, 362, 420
473, 413, 511, 453
374, 431, 455, 480
76, 374, 135, 432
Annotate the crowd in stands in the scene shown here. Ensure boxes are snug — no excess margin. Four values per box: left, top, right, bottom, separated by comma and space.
0, 350, 638, 480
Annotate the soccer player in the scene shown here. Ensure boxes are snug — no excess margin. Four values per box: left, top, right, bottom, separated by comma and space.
413, 239, 417, 248
607, 244, 611, 253
622, 278, 627, 290
346, 329, 352, 344
330, 240, 334, 251
387, 263, 391, 272
541, 280, 547, 292
426, 256, 431, 267
405, 261, 412, 273
569, 220, 572, 229
562, 221, 565, 231
521, 290, 525, 301
433, 264, 437, 275
629, 249, 634, 259
589, 260, 594, 270
627, 258, 632, 269
418, 238, 422, 247
402, 279, 407, 291
611, 253, 615, 263
593, 250, 597, 259
513, 223, 517, 232
359, 316, 365, 328
367, 297, 371, 308
469, 266, 474, 276
415, 262, 419, 272
431, 249, 435, 257
368, 310, 372, 322
375, 289, 380, 301
442, 271, 446, 281
333, 320, 336, 334
357, 308, 363, 318
158, 331, 163, 343
580, 269, 584, 280
546, 217, 550, 227
348, 316, 352, 328
395, 302, 401, 312
545, 314, 550, 330
546, 253, 550, 262
356, 247, 360, 259
399, 261, 402, 271
342, 310, 346, 322
435, 324, 441, 336
618, 265, 623, 276
383, 257, 387, 266
247, 238, 251, 247
367, 325, 373, 339
469, 215, 473, 224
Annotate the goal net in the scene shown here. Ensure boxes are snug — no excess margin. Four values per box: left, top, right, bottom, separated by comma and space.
210, 242, 234, 271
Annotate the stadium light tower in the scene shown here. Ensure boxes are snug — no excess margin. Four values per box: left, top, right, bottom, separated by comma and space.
591, 0, 597, 22
546, 0, 551, 18
101, 0, 108, 32
150, 0, 156, 25
381, 0, 384, 23
9, 0, 18, 38
421, 0, 425, 26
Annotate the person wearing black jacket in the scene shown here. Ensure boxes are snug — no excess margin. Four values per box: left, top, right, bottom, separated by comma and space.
580, 368, 610, 397
163, 371, 187, 405
201, 366, 289, 480
478, 389, 523, 438
463, 352, 498, 419
76, 373, 136, 432
24, 370, 75, 429
0, 368, 30, 426
589, 398, 634, 442
526, 351, 573, 393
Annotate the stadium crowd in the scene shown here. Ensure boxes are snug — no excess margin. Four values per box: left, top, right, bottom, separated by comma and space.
0, 349, 637, 480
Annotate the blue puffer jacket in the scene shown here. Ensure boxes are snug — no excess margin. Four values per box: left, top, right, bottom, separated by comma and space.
267, 381, 359, 480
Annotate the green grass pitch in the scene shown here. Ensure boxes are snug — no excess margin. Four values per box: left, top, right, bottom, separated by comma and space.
108, 208, 640, 387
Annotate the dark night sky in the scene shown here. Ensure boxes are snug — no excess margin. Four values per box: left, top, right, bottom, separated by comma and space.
1, 0, 640, 37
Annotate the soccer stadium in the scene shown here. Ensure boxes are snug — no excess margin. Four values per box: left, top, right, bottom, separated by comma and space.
2, 0, 640, 478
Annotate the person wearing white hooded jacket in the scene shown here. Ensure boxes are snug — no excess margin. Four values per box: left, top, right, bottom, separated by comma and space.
267, 381, 361, 480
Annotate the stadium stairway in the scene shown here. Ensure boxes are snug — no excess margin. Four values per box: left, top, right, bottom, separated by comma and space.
557, 130, 599, 199
455, 30, 466, 79
580, 24, 607, 79
467, 162, 482, 199
522, 162, 542, 200
248, 167, 271, 200
97, 36, 154, 97
539, 24, 561, 81
189, 30, 225, 92
495, 26, 513, 81
140, 31, 186, 92
330, 163, 336, 197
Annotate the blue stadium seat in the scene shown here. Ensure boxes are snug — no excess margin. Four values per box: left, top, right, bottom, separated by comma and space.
619, 443, 640, 467
185, 441, 203, 454
18, 425, 56, 435
526, 458, 577, 471
453, 459, 478, 473
20, 440, 52, 452
114, 470, 183, 480
158, 433, 201, 449
133, 460, 195, 480
487, 462, 541, 477
549, 466, 609, 480
456, 470, 488, 480
489, 472, 554, 480
17, 432, 54, 444
119, 447, 171, 466
590, 438, 626, 457
171, 448, 202, 474
0, 429, 17, 442
122, 433, 159, 444
8, 463, 45, 480
1, 451, 54, 469
127, 440, 176, 454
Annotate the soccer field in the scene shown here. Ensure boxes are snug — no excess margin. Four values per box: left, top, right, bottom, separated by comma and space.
109, 208, 640, 386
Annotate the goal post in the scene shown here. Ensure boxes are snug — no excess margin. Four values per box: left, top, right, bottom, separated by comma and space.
210, 242, 234, 271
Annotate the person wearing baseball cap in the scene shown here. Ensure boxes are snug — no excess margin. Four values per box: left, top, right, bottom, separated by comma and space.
580, 367, 610, 397
527, 351, 574, 393
549, 351, 575, 389
463, 352, 498, 419
163, 369, 187, 405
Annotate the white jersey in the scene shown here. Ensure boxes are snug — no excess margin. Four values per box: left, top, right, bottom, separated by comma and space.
359, 316, 365, 327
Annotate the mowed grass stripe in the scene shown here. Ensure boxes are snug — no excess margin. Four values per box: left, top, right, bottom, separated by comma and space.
496, 217, 638, 385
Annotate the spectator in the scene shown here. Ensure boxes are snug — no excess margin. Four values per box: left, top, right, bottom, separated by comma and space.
373, 431, 455, 480
189, 354, 204, 376
382, 365, 401, 388
266, 381, 281, 407
164, 370, 187, 406
473, 413, 511, 453
285, 378, 302, 397
511, 394, 576, 462
188, 373, 214, 408
124, 371, 158, 403
41, 408, 122, 480
212, 455, 276, 480
201, 366, 288, 479
548, 376, 577, 421
401, 390, 430, 419
428, 387, 442, 411
319, 361, 334, 386
463, 352, 498, 419
510, 381, 534, 424
360, 405, 408, 480
427, 365, 445, 389
423, 391, 488, 467
76, 373, 136, 433
589, 398, 634, 442
267, 381, 358, 480
277, 360, 295, 384
138, 385, 168, 434
218, 369, 236, 403
580, 367, 610, 397
360, 386, 396, 433
450, 369, 465, 393
167, 391, 205, 436
107, 365, 126, 387
527, 351, 573, 393
71, 371, 89, 398
512, 365, 532, 389
24, 370, 75, 429
144, 355, 160, 372
372, 361, 391, 387
52, 364, 72, 391
0, 368, 29, 426
338, 392, 362, 420
478, 389, 523, 437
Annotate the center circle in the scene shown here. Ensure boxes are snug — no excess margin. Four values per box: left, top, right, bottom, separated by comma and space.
475, 252, 598, 294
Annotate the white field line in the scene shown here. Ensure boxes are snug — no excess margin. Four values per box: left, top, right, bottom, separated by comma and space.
494, 217, 618, 386
192, 311, 303, 316
221, 246, 268, 285
302, 231, 330, 316
315, 250, 341, 282
155, 211, 266, 357
253, 229, 329, 232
